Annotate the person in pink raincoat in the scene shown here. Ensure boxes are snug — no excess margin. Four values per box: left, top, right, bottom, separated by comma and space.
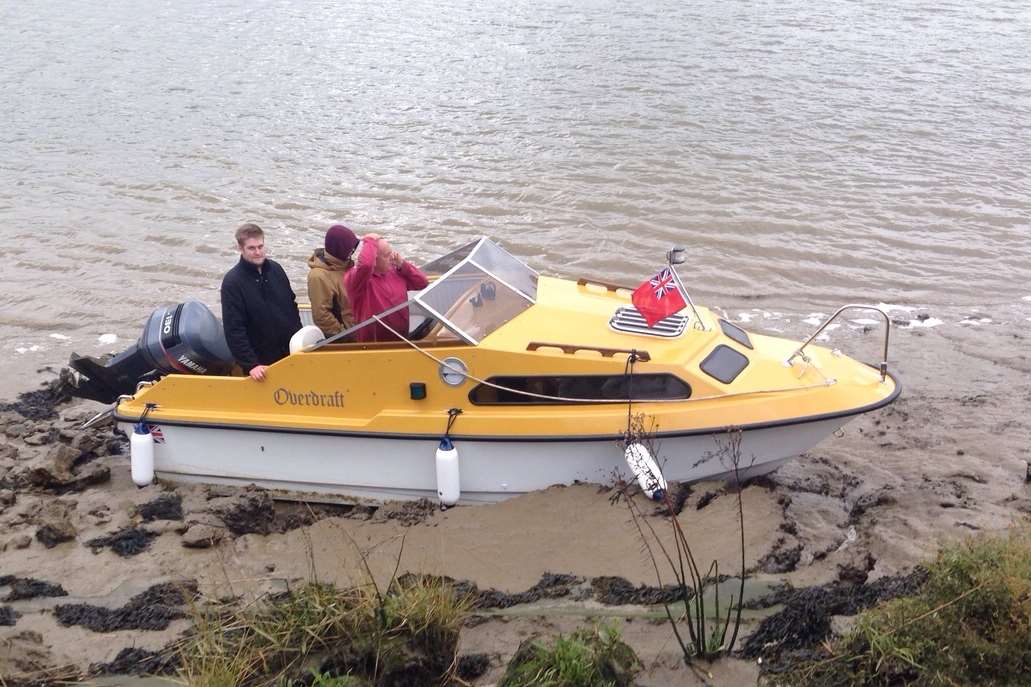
344, 233, 429, 342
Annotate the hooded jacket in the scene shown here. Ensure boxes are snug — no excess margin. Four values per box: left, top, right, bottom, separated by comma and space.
306, 248, 353, 337
220, 257, 302, 374
344, 236, 429, 342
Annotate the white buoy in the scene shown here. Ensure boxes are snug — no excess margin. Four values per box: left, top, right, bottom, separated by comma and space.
130, 422, 155, 487
289, 325, 325, 354
625, 442, 667, 501
435, 437, 460, 507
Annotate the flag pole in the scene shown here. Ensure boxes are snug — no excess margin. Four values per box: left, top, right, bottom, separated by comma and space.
667, 248, 707, 331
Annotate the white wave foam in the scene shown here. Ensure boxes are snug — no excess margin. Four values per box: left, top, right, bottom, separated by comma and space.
960, 317, 992, 325
803, 316, 822, 326
903, 317, 944, 329
1023, 296, 1031, 302
737, 312, 754, 322
98, 333, 118, 345
48, 333, 70, 341
850, 318, 879, 326
877, 303, 916, 313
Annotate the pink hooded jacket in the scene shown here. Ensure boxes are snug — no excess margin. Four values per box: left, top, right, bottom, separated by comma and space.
344, 236, 429, 342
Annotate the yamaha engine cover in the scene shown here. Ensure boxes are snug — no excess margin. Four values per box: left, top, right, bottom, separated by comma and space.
69, 301, 234, 404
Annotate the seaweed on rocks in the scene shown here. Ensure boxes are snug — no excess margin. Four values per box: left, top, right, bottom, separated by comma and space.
0, 369, 74, 421
739, 567, 929, 666
474, 572, 583, 609
0, 606, 19, 626
696, 490, 719, 510
55, 580, 198, 632
396, 572, 584, 610
377, 498, 437, 527
0, 575, 68, 601
663, 482, 692, 515
214, 488, 275, 535
758, 538, 804, 574
457, 653, 491, 681
271, 500, 365, 532
137, 493, 183, 522
89, 646, 180, 676
85, 526, 157, 557
590, 576, 686, 606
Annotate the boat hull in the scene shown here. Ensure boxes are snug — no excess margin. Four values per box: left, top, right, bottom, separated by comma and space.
118, 414, 853, 504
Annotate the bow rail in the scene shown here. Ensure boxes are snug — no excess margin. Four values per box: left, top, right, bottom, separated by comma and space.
785, 304, 892, 381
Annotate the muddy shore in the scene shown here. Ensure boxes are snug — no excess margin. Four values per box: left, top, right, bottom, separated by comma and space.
1, 310, 1029, 685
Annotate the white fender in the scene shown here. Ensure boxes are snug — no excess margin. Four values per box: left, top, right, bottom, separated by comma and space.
130, 423, 155, 487
289, 325, 325, 354
625, 442, 667, 501
435, 438, 460, 507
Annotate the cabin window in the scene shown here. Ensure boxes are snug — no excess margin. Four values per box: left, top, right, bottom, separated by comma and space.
468, 374, 692, 405
719, 319, 754, 349
699, 345, 749, 384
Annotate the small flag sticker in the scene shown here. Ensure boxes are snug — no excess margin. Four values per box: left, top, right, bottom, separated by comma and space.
147, 424, 165, 444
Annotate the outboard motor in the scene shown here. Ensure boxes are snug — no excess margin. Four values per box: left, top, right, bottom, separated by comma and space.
69, 301, 234, 404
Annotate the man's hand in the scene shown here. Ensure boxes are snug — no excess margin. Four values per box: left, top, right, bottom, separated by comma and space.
249, 365, 269, 381
390, 250, 403, 268
364, 233, 382, 242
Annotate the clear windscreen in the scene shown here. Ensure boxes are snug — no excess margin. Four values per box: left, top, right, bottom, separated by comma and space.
469, 239, 538, 300
416, 261, 533, 343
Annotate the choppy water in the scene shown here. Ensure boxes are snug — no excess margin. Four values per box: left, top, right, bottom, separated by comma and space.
1, 0, 1030, 390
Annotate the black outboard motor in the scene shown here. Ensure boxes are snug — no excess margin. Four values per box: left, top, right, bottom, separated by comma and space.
69, 301, 235, 404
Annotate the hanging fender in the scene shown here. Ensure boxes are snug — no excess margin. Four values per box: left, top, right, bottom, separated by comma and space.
625, 442, 667, 501
130, 421, 155, 487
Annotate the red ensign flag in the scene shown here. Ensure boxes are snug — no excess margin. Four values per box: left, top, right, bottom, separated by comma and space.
631, 267, 687, 327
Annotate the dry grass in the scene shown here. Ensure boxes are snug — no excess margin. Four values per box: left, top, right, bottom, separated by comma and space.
176, 552, 471, 687
772, 529, 1031, 686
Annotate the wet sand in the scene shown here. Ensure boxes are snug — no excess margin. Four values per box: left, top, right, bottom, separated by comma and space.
1, 306, 1029, 684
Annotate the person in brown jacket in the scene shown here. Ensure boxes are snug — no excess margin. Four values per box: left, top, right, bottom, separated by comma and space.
306, 224, 359, 337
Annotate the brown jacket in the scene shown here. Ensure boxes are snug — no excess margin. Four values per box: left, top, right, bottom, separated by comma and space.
306, 249, 353, 336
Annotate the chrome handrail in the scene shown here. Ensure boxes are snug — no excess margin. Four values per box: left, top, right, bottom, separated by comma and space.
786, 304, 891, 381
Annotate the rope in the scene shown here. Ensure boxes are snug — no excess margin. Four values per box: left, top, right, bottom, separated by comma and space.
444, 408, 462, 438
624, 350, 637, 445
370, 313, 836, 405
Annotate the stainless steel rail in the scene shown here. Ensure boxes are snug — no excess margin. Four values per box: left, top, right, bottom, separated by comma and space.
785, 304, 892, 381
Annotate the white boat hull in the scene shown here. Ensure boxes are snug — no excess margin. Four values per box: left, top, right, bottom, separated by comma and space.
118, 415, 853, 504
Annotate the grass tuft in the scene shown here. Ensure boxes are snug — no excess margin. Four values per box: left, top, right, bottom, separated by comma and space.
772, 529, 1031, 686
499, 623, 642, 687
175, 576, 470, 687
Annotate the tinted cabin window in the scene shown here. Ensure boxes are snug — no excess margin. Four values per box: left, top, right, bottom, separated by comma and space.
699, 345, 749, 384
719, 319, 754, 349
469, 374, 692, 405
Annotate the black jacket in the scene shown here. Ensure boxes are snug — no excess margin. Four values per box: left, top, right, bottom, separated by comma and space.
220, 257, 302, 373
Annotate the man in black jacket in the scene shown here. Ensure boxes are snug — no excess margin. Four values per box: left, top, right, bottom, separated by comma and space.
221, 223, 302, 381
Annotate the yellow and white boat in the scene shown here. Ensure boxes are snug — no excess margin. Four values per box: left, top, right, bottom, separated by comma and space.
112, 238, 899, 504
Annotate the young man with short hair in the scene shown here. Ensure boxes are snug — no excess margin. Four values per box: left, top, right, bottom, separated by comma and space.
220, 223, 302, 380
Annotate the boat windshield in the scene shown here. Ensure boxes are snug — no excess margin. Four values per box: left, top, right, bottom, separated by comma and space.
317, 237, 537, 347
415, 238, 537, 344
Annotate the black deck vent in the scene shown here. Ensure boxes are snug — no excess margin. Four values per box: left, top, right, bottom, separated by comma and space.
609, 306, 688, 338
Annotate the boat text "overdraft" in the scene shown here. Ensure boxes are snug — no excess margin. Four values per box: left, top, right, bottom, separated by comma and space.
273, 389, 345, 407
